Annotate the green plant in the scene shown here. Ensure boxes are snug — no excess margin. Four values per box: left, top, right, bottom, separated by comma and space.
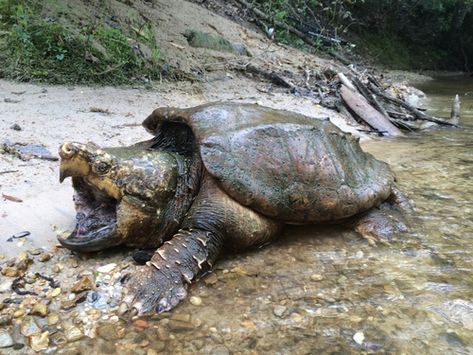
0, 0, 163, 84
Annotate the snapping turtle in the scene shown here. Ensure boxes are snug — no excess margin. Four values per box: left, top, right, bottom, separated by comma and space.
58, 103, 409, 314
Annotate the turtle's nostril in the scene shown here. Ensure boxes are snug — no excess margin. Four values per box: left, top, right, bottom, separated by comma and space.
59, 143, 75, 159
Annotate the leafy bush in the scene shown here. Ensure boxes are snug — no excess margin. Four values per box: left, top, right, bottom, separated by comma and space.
0, 0, 162, 84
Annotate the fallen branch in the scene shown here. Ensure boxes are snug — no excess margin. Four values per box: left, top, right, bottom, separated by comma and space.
340, 85, 404, 137
371, 86, 458, 127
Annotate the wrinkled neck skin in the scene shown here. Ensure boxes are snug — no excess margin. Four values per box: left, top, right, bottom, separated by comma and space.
137, 149, 203, 249
107, 143, 204, 249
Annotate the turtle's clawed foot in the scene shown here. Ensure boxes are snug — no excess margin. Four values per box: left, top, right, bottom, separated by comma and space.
124, 264, 187, 315
353, 203, 408, 246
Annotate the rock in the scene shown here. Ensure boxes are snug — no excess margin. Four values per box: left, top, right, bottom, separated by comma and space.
96, 263, 116, 273
1, 267, 18, 277
167, 320, 194, 332
171, 313, 191, 322
210, 345, 231, 355
133, 319, 149, 329
65, 325, 83, 342
20, 316, 41, 337
10, 123, 22, 131
273, 305, 287, 318
203, 273, 218, 285
13, 309, 25, 318
71, 276, 95, 293
47, 287, 61, 299
0, 280, 12, 293
0, 330, 14, 348
47, 313, 59, 325
353, 331, 365, 345
310, 274, 324, 281
38, 253, 52, 262
0, 315, 12, 326
61, 300, 76, 310
190, 296, 202, 306
97, 322, 126, 340
31, 303, 49, 317
30, 331, 49, 351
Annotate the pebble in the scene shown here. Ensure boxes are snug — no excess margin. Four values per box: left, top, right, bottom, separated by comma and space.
0, 315, 12, 326
47, 287, 61, 299
133, 319, 149, 329
0, 280, 12, 293
273, 305, 287, 318
204, 273, 218, 285
310, 274, 324, 281
171, 313, 191, 322
190, 296, 202, 306
48, 313, 59, 325
31, 303, 49, 317
210, 345, 230, 355
71, 276, 95, 293
0, 330, 14, 348
1, 267, 18, 277
30, 331, 49, 351
353, 331, 365, 345
38, 253, 52, 262
28, 248, 41, 255
97, 322, 126, 340
13, 309, 25, 318
97, 263, 116, 273
65, 325, 84, 342
167, 320, 194, 332
10, 123, 22, 131
20, 316, 41, 337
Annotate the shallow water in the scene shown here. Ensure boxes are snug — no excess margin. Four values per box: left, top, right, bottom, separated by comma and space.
73, 76, 473, 354
1, 75, 473, 354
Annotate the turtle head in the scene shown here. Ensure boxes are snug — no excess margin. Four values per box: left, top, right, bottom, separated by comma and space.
58, 142, 177, 252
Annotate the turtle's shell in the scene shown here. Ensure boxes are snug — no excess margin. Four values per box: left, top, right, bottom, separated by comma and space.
143, 103, 394, 223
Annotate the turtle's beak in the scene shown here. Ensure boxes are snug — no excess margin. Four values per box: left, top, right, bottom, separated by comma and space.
59, 143, 91, 182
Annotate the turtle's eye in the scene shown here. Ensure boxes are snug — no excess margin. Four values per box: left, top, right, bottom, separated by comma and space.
95, 161, 110, 174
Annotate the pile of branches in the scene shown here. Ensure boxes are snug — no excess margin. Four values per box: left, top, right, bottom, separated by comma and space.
335, 70, 459, 136
225, 0, 460, 136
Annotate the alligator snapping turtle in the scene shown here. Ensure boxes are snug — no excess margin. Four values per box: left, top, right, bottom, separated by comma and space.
58, 103, 409, 314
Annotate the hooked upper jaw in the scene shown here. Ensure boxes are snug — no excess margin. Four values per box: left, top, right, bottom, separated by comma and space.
58, 142, 124, 251
59, 142, 92, 182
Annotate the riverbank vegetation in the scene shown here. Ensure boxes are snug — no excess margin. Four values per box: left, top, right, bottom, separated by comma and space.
250, 0, 473, 71
0, 0, 162, 84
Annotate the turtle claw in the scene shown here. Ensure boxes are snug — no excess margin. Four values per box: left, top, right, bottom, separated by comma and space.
124, 264, 188, 315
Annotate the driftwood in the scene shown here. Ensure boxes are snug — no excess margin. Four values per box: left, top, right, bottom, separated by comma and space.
370, 86, 458, 127
233, 63, 295, 89
450, 94, 461, 124
340, 85, 404, 137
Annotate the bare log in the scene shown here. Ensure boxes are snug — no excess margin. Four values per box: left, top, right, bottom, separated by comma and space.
337, 73, 356, 91
233, 63, 295, 89
370, 85, 458, 127
340, 85, 404, 137
450, 94, 461, 124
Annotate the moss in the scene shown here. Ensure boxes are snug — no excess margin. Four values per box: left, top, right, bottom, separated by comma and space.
0, 0, 163, 85
183, 30, 250, 56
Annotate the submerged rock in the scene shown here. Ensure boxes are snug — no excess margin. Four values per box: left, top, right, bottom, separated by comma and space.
0, 330, 14, 348
30, 331, 49, 352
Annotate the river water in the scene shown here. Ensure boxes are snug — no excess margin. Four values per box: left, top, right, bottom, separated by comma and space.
110, 75, 473, 354
1, 75, 472, 354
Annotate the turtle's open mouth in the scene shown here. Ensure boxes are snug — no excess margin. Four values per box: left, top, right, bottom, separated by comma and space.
58, 177, 123, 252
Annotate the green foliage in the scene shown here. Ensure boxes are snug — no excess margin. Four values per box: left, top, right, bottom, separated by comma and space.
0, 0, 163, 84
255, 0, 473, 70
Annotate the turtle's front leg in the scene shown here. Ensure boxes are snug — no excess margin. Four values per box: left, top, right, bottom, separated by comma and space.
125, 229, 223, 314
